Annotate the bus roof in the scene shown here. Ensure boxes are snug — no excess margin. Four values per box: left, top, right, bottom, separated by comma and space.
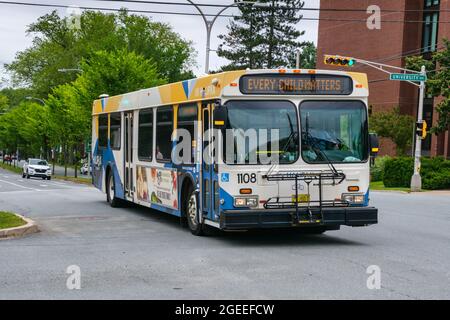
92, 69, 368, 115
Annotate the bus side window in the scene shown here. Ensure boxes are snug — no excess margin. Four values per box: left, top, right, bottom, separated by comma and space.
98, 114, 108, 148
110, 113, 121, 150
138, 109, 153, 161
177, 103, 198, 165
156, 106, 173, 162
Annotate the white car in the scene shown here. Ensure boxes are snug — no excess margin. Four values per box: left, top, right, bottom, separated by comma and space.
23, 158, 52, 180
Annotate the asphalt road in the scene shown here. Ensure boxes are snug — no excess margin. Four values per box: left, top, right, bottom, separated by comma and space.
0, 167, 449, 299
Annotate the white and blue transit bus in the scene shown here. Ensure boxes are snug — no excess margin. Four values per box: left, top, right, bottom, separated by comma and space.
91, 69, 379, 236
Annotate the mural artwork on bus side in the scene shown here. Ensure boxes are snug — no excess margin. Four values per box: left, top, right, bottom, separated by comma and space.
136, 165, 178, 209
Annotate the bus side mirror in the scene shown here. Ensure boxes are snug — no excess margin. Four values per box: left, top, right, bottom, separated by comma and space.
213, 106, 228, 129
369, 133, 379, 158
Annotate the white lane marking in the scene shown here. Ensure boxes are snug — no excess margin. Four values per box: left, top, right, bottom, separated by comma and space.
0, 178, 41, 191
0, 189, 80, 194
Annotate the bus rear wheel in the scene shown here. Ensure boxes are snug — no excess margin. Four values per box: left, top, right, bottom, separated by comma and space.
185, 186, 204, 236
106, 171, 120, 208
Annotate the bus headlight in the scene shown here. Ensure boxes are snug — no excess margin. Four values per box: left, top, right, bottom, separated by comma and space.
234, 196, 258, 208
342, 193, 365, 205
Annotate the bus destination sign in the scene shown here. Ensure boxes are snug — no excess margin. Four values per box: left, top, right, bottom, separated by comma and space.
239, 74, 353, 95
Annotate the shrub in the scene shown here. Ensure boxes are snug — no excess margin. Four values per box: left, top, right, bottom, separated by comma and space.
383, 156, 450, 190
383, 157, 413, 187
370, 155, 392, 182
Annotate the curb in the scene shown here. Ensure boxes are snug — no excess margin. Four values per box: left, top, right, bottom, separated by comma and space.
0, 214, 39, 240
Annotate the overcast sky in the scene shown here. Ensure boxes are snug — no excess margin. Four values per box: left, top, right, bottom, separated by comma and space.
0, 0, 320, 84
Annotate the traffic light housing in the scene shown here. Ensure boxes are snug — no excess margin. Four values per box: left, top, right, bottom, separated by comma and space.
416, 120, 427, 139
324, 55, 356, 67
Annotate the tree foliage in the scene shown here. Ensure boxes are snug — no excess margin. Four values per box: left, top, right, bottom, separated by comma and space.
370, 106, 415, 156
295, 41, 317, 69
218, 0, 306, 69
406, 38, 450, 134
1, 10, 192, 171
6, 9, 195, 97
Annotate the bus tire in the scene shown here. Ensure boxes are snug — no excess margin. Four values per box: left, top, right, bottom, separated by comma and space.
106, 171, 120, 208
185, 186, 204, 236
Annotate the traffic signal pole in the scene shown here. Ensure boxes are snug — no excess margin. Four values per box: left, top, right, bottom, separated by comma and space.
411, 65, 427, 191
323, 55, 427, 191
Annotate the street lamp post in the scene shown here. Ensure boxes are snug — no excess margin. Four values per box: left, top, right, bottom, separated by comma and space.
187, 0, 261, 73
25, 96, 45, 105
58, 68, 83, 73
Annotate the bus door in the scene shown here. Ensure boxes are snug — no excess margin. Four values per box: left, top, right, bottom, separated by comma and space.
202, 102, 220, 221
124, 111, 133, 200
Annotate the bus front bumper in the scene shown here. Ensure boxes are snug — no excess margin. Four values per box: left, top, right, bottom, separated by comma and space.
219, 207, 378, 230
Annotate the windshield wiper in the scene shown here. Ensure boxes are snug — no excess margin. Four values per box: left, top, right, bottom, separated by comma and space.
305, 113, 338, 176
265, 114, 297, 177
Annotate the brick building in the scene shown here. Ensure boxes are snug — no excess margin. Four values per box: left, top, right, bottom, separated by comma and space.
317, 0, 449, 157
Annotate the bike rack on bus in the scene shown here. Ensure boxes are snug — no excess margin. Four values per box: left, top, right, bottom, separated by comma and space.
262, 170, 348, 225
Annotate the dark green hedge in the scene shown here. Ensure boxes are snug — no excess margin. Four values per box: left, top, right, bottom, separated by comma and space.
383, 157, 450, 190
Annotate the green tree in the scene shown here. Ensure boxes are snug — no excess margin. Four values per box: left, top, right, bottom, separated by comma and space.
293, 41, 316, 69
406, 38, 450, 134
44, 49, 164, 175
6, 10, 195, 97
75, 49, 165, 108
0, 101, 50, 159
218, 0, 305, 69
0, 88, 33, 110
370, 106, 415, 156
0, 95, 8, 113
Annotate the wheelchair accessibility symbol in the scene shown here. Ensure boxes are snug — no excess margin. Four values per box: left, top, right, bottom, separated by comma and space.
221, 173, 230, 182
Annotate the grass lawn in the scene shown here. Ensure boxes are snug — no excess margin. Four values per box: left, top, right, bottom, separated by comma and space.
0, 211, 27, 229
0, 162, 23, 174
54, 175, 91, 185
370, 181, 412, 192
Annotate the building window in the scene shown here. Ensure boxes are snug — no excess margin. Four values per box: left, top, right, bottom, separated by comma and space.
425, 0, 439, 8
138, 109, 153, 161
176, 103, 198, 164
110, 113, 121, 150
156, 106, 173, 162
98, 114, 108, 148
422, 0, 440, 53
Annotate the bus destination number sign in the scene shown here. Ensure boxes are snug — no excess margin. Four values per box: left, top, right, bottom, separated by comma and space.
239, 74, 353, 95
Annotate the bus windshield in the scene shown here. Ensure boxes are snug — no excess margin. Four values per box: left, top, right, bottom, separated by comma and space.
300, 100, 368, 163
224, 100, 299, 164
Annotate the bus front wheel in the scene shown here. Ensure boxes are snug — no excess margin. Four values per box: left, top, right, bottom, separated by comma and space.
186, 186, 204, 236
106, 171, 120, 208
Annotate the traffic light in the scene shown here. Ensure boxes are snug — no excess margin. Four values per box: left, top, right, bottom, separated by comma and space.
416, 120, 427, 139
324, 55, 356, 67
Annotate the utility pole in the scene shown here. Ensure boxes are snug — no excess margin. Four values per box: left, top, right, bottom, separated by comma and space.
296, 50, 301, 69
324, 55, 427, 191
410, 65, 427, 191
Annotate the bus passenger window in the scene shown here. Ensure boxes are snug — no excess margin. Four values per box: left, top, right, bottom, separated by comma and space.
156, 106, 173, 162
177, 104, 198, 164
110, 113, 121, 150
138, 109, 153, 161
98, 114, 108, 148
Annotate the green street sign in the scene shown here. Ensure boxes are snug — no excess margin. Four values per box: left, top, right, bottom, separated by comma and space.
390, 73, 427, 82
